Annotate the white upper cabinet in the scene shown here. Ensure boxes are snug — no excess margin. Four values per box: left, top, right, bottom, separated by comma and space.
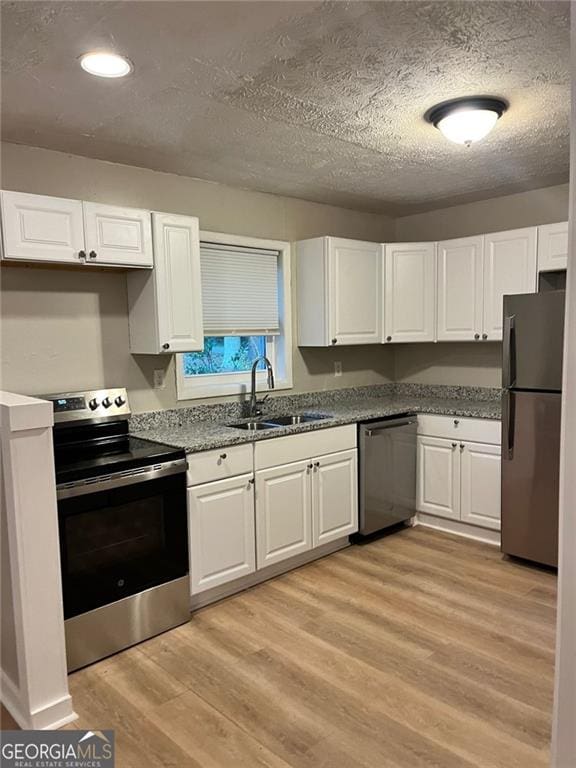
384, 242, 436, 343
1, 191, 85, 264
83, 202, 153, 268
537, 222, 569, 273
0, 191, 153, 269
297, 237, 382, 346
483, 228, 537, 341
437, 236, 484, 342
127, 213, 203, 354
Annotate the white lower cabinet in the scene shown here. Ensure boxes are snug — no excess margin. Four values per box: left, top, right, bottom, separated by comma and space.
417, 436, 460, 521
188, 474, 255, 594
188, 427, 358, 599
256, 460, 312, 568
313, 449, 358, 546
460, 442, 501, 530
416, 416, 501, 531
256, 448, 358, 567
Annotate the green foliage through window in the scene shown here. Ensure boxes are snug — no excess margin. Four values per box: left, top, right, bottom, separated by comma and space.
183, 336, 267, 376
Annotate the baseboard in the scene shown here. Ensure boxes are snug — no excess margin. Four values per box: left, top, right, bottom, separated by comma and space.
190, 538, 350, 610
1, 670, 77, 730
415, 513, 501, 546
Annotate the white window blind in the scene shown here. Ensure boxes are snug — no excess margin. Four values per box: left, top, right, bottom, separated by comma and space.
200, 242, 280, 335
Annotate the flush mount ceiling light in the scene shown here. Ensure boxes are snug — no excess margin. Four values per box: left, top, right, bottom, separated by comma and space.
79, 52, 133, 78
426, 97, 508, 147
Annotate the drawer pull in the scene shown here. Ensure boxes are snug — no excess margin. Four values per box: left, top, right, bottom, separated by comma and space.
454, 419, 460, 426
219, 453, 227, 460
451, 442, 457, 449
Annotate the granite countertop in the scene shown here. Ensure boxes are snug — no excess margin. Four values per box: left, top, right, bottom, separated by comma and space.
132, 385, 501, 454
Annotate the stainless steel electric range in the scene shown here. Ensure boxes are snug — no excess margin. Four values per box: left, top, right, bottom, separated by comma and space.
43, 388, 190, 672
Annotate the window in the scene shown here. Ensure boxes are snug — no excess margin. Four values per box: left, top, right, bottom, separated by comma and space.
183, 336, 267, 376
176, 232, 292, 400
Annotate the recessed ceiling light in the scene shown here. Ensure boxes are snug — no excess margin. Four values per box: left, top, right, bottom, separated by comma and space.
426, 97, 508, 147
79, 52, 133, 78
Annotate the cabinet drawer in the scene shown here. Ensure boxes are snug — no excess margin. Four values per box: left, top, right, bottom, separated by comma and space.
417, 414, 500, 445
255, 425, 356, 470
187, 444, 253, 486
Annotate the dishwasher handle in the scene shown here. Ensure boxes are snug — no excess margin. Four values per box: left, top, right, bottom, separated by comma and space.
364, 418, 417, 436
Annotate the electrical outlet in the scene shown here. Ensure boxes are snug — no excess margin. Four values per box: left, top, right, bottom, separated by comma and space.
153, 369, 166, 389
334, 361, 343, 377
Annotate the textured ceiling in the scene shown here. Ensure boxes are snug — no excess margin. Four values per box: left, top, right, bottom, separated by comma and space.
0, 1, 570, 215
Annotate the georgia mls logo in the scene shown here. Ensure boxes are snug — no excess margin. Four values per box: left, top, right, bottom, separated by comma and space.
0, 729, 115, 768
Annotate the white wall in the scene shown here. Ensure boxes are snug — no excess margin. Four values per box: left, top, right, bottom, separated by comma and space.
0, 143, 396, 412
395, 184, 569, 241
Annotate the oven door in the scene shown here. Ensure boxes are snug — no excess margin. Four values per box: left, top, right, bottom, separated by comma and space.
57, 463, 188, 619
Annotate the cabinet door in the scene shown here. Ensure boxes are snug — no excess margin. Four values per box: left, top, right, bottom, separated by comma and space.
256, 460, 312, 568
483, 228, 537, 340
537, 222, 568, 273
437, 236, 483, 341
1, 190, 85, 264
460, 442, 501, 530
188, 474, 255, 594
416, 436, 460, 520
153, 212, 204, 352
328, 238, 382, 345
313, 449, 358, 546
384, 242, 436, 343
83, 202, 153, 267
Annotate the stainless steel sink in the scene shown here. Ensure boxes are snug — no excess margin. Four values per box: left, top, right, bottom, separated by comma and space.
226, 413, 330, 430
263, 414, 330, 426
227, 421, 278, 431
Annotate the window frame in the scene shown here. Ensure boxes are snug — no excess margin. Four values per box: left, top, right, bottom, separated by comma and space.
176, 231, 293, 401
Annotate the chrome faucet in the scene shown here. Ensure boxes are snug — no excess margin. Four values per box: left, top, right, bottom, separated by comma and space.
249, 356, 275, 417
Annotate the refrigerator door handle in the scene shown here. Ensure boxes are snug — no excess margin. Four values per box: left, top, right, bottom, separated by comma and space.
502, 390, 515, 460
503, 314, 516, 388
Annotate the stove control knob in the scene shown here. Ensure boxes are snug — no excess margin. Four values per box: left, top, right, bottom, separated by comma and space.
89, 398, 99, 410
114, 395, 126, 407
102, 397, 112, 408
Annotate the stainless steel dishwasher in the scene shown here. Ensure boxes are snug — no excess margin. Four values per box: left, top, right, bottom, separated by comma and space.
357, 414, 417, 536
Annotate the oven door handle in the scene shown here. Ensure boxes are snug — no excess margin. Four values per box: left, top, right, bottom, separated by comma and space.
57, 458, 188, 500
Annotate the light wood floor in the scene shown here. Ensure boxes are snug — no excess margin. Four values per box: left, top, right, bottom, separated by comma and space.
64, 526, 557, 768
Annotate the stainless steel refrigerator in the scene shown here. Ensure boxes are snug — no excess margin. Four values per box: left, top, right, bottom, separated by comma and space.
501, 290, 565, 567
